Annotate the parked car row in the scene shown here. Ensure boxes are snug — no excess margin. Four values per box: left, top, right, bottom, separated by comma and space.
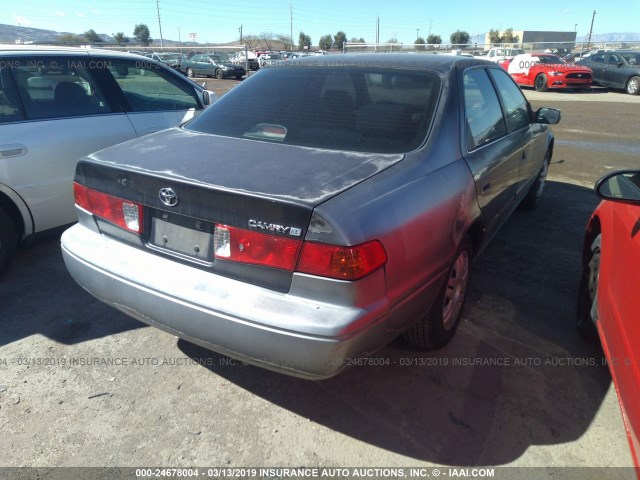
497, 48, 640, 95
0, 46, 216, 274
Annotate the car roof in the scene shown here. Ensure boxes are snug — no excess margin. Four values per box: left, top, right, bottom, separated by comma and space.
288, 52, 492, 72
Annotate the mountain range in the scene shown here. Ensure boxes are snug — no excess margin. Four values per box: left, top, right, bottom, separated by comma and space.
2, 23, 640, 47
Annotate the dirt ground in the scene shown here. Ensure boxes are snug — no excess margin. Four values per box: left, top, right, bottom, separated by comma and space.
1, 80, 639, 478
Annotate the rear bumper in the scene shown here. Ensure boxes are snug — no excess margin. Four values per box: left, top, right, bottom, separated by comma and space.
61, 224, 392, 379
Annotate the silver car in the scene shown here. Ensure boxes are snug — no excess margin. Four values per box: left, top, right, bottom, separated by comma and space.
61, 54, 560, 379
0, 46, 216, 274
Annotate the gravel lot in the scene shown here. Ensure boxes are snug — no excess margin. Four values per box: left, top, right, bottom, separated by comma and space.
1, 77, 639, 478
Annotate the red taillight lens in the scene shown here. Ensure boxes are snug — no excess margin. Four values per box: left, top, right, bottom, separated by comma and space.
214, 225, 302, 271
296, 240, 387, 280
74, 182, 143, 234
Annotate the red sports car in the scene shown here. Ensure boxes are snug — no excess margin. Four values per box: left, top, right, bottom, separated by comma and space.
505, 53, 593, 91
578, 170, 640, 470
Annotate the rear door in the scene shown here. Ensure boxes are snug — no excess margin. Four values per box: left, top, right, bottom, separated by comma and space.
602, 53, 629, 89
0, 54, 137, 233
100, 58, 203, 136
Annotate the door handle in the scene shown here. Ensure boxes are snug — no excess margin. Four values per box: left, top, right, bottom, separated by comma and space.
0, 143, 28, 158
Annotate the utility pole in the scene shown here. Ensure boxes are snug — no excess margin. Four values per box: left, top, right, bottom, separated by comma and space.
238, 25, 243, 45
156, 0, 164, 48
416, 28, 420, 40
428, 18, 432, 37
376, 17, 380, 44
587, 10, 596, 47
177, 26, 182, 55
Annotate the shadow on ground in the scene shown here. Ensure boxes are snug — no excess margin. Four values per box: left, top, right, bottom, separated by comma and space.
176, 179, 608, 466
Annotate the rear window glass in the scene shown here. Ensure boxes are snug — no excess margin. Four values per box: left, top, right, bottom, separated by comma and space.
186, 66, 441, 153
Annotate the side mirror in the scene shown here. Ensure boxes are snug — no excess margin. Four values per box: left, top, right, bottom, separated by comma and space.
617, 61, 625, 68
201, 90, 217, 106
595, 170, 640, 205
535, 107, 561, 125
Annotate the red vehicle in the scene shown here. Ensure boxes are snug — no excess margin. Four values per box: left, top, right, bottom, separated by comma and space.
578, 170, 640, 471
505, 53, 593, 91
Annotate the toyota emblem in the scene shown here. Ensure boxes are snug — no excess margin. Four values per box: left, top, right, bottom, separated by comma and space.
159, 187, 179, 207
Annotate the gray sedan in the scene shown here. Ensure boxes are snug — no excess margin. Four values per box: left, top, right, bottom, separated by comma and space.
577, 50, 640, 95
61, 54, 560, 379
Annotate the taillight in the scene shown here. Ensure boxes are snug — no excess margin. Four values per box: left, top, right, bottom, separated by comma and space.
214, 225, 302, 270
74, 182, 143, 234
296, 240, 387, 280
214, 224, 387, 280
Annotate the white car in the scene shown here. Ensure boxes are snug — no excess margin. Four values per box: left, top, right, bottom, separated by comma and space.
486, 47, 525, 63
0, 46, 216, 274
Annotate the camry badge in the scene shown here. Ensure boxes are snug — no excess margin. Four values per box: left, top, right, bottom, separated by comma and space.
159, 187, 179, 207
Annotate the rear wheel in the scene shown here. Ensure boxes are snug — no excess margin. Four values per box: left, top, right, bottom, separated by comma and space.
520, 149, 551, 211
186, 68, 194, 78
626, 76, 640, 95
0, 207, 18, 276
577, 234, 601, 339
403, 236, 472, 350
534, 73, 549, 92
215, 69, 223, 79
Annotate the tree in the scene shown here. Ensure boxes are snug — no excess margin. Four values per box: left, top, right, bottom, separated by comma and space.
259, 32, 274, 50
318, 34, 332, 50
244, 34, 260, 51
276, 34, 292, 50
427, 34, 442, 45
415, 37, 425, 51
298, 32, 311, 51
350, 37, 365, 43
333, 31, 347, 50
58, 33, 83, 44
84, 29, 102, 43
488, 29, 502, 43
133, 24, 152, 46
450, 30, 470, 45
113, 32, 129, 45
502, 28, 519, 43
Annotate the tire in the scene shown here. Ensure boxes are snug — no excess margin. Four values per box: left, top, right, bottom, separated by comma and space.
0, 207, 18, 276
235, 75, 243, 80
576, 234, 601, 339
520, 149, 551, 211
403, 236, 473, 350
626, 76, 640, 95
186, 68, 194, 78
534, 73, 549, 92
215, 69, 223, 79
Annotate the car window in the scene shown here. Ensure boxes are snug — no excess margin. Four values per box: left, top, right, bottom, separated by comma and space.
591, 54, 606, 63
9, 56, 111, 120
186, 67, 441, 154
106, 60, 199, 112
463, 68, 507, 150
0, 66, 26, 123
608, 54, 622, 65
487, 68, 530, 133
620, 53, 640, 65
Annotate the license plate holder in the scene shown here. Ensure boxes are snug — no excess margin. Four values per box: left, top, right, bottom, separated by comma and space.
148, 211, 214, 263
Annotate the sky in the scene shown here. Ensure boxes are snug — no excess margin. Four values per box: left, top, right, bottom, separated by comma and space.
6, 0, 639, 46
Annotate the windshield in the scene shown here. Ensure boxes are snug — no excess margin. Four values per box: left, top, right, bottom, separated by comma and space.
536, 55, 565, 65
186, 66, 441, 154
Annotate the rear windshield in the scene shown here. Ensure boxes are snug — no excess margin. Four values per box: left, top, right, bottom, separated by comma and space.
186, 66, 441, 153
